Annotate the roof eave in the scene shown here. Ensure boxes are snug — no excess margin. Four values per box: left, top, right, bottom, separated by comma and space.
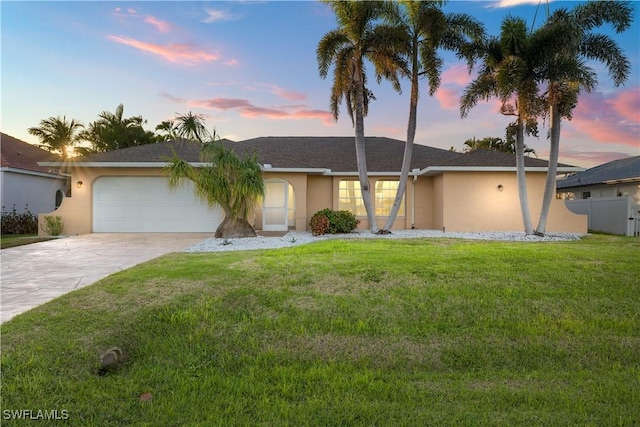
1, 166, 70, 179
417, 166, 585, 175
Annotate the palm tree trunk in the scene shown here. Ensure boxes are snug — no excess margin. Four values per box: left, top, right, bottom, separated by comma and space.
353, 58, 379, 233
535, 102, 561, 236
382, 44, 419, 233
515, 117, 534, 235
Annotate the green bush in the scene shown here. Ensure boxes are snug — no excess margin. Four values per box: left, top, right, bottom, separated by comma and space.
41, 215, 64, 236
310, 208, 359, 235
1, 205, 38, 234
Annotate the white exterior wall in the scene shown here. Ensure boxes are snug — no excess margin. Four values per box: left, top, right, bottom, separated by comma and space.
0, 169, 68, 215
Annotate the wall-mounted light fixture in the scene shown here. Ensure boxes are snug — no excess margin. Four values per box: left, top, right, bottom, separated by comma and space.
76, 180, 83, 189
497, 184, 504, 191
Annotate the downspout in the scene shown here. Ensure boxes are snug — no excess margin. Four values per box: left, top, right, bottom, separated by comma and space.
411, 174, 418, 229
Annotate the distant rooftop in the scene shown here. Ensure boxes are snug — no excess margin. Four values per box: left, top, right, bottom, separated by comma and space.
557, 155, 640, 189
1, 133, 63, 175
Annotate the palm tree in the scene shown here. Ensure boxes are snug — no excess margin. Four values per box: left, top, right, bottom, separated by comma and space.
460, 16, 544, 235
155, 119, 178, 141
28, 116, 84, 158
80, 104, 155, 152
174, 112, 211, 143
317, 0, 405, 233
164, 141, 265, 238
380, 0, 484, 232
534, 1, 632, 235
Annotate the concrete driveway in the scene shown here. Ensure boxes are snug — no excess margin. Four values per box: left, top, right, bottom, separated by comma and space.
1, 233, 210, 323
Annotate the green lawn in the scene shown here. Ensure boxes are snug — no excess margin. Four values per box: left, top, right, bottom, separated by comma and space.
0, 234, 58, 249
1, 235, 639, 426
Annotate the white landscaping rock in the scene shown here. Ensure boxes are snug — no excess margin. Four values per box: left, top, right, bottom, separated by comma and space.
183, 230, 584, 253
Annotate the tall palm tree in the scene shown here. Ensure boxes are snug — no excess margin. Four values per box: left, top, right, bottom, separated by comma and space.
381, 0, 484, 232
460, 16, 544, 235
317, 0, 405, 233
534, 0, 632, 235
164, 142, 265, 238
155, 119, 178, 141
28, 116, 84, 158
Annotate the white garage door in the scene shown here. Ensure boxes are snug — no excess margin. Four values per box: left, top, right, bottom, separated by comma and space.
93, 177, 223, 232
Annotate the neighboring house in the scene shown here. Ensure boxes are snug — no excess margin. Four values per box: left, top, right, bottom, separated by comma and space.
0, 133, 68, 217
38, 137, 587, 235
557, 156, 640, 236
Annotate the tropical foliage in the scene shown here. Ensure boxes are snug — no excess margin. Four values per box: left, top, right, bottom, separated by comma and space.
79, 104, 157, 153
533, 0, 632, 235
463, 127, 536, 156
27, 115, 84, 158
317, 0, 405, 233
380, 0, 484, 233
460, 16, 546, 235
164, 141, 264, 238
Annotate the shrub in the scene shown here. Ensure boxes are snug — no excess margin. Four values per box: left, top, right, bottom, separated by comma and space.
310, 212, 330, 236
310, 208, 359, 235
1, 205, 38, 235
42, 215, 64, 236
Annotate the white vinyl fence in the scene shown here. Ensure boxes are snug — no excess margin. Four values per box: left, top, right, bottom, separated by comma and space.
565, 196, 640, 236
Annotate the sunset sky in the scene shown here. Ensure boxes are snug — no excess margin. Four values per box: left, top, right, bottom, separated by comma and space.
2, 0, 638, 168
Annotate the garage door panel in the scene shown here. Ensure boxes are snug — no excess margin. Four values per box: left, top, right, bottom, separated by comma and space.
93, 177, 222, 232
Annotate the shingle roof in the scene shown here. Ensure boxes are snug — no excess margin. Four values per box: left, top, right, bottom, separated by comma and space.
68, 137, 463, 171
557, 155, 640, 189
439, 148, 565, 168
1, 133, 63, 174
61, 136, 570, 172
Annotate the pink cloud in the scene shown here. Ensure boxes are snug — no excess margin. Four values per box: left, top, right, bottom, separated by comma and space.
224, 58, 239, 67
163, 94, 334, 125
108, 35, 220, 65
607, 88, 640, 123
435, 87, 460, 110
441, 64, 472, 86
567, 90, 639, 148
145, 16, 172, 33
262, 84, 306, 102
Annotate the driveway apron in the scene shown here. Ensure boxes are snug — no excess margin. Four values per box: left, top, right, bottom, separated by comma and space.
0, 233, 210, 323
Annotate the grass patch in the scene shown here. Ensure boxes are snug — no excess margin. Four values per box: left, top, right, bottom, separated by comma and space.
2, 235, 639, 425
0, 234, 59, 249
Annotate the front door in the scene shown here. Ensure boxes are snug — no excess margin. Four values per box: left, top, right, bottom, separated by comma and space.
263, 180, 288, 231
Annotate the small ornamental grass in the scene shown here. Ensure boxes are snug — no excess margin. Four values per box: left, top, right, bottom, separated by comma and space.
1, 235, 639, 426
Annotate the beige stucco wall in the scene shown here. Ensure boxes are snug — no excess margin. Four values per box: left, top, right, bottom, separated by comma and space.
39, 166, 587, 236
437, 171, 587, 233
411, 177, 434, 229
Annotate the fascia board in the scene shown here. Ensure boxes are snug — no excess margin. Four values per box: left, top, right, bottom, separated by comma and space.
417, 166, 585, 175
1, 167, 70, 179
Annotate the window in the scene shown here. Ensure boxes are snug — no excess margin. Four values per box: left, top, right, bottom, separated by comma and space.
582, 191, 591, 199
375, 181, 404, 216
339, 180, 405, 217
338, 180, 366, 216
55, 190, 65, 209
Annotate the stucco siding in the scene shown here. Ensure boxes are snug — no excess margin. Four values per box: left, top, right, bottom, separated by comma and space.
439, 172, 587, 233
431, 174, 444, 231
412, 177, 433, 229
2, 170, 67, 215
307, 176, 332, 227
